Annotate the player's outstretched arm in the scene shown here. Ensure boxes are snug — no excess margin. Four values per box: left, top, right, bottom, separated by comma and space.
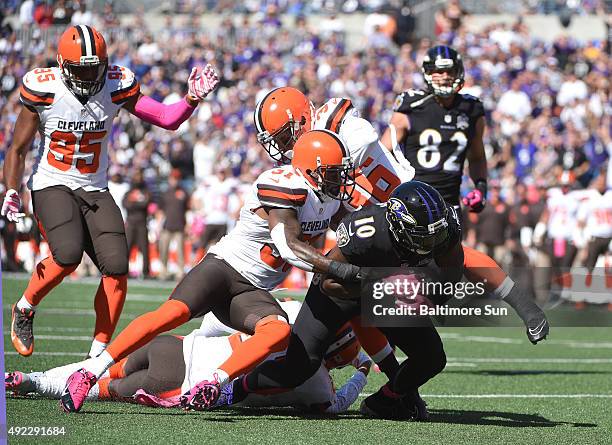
1, 106, 39, 222
380, 112, 410, 154
268, 208, 361, 281
325, 353, 370, 414
463, 116, 488, 213
123, 65, 220, 131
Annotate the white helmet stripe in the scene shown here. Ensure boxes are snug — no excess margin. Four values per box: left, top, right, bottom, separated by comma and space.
78, 24, 93, 56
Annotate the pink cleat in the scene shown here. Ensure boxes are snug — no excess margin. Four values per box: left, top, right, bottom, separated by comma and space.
5, 371, 35, 394
134, 389, 181, 408
179, 374, 221, 411
60, 368, 97, 413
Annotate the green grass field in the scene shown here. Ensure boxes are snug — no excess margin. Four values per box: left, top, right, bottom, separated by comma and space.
2, 275, 611, 444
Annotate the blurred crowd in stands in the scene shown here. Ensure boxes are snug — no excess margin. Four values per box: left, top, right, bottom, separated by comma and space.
0, 1, 611, 296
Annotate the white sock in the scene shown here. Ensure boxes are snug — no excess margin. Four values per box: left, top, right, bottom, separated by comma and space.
493, 277, 515, 299
215, 369, 230, 387
16, 296, 36, 312
86, 350, 115, 379
88, 340, 108, 358
44, 360, 109, 380
35, 373, 99, 400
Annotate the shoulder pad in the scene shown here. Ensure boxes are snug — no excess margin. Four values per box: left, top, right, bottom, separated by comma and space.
20, 68, 60, 108
460, 93, 481, 102
393, 89, 431, 113
108, 65, 140, 105
314, 98, 356, 133
256, 167, 309, 209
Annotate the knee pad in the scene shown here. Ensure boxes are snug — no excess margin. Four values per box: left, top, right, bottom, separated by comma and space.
99, 254, 129, 276
52, 242, 83, 267
254, 318, 291, 353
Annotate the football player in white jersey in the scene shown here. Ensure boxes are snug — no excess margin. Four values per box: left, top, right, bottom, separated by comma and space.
575, 173, 612, 304
2, 25, 219, 359
60, 130, 365, 413
534, 171, 583, 293
254, 86, 415, 211
6, 302, 371, 414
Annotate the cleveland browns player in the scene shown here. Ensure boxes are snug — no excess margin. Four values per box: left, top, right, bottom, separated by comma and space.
60, 130, 364, 413
381, 45, 549, 343
254, 86, 425, 409
8, 302, 370, 414
1, 25, 219, 359
254, 86, 415, 211
221, 181, 464, 420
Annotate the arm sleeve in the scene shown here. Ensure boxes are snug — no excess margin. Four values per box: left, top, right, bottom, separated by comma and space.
132, 95, 196, 131
325, 371, 368, 414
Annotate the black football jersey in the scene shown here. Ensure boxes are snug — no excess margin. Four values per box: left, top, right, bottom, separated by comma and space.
335, 203, 461, 267
393, 89, 485, 205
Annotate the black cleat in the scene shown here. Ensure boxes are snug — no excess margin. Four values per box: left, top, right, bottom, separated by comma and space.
11, 305, 35, 356
360, 385, 415, 420
401, 389, 429, 421
526, 314, 550, 344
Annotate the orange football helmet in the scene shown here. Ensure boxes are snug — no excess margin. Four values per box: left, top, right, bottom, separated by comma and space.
57, 25, 108, 97
324, 323, 361, 369
254, 87, 314, 163
291, 130, 355, 201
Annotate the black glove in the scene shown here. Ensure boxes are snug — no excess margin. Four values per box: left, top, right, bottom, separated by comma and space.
328, 261, 362, 282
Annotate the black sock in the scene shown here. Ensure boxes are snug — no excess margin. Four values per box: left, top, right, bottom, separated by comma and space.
377, 353, 401, 383
231, 376, 249, 404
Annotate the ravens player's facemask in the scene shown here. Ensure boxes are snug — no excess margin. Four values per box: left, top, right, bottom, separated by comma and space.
422, 45, 465, 98
386, 182, 450, 255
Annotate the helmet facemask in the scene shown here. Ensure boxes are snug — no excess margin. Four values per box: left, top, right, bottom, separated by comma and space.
308, 156, 355, 201
422, 58, 464, 98
386, 198, 449, 255
257, 111, 308, 165
59, 55, 107, 97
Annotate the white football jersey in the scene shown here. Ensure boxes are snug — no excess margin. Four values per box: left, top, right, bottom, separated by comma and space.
208, 165, 340, 290
20, 65, 140, 192
313, 98, 414, 211
546, 188, 582, 240
578, 190, 612, 239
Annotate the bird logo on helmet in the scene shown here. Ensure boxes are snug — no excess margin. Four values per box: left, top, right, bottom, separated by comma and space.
291, 129, 355, 201
254, 87, 315, 163
57, 25, 108, 98
421, 45, 465, 98
386, 181, 449, 255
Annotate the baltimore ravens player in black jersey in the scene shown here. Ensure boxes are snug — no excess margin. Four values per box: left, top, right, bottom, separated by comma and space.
382, 45, 487, 209
382, 45, 549, 344
225, 181, 464, 420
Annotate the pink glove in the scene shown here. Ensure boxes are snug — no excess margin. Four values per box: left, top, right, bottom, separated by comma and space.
187, 64, 220, 101
462, 189, 486, 213
1, 189, 25, 222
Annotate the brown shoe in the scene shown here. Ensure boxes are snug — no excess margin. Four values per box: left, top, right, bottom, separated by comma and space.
11, 304, 35, 356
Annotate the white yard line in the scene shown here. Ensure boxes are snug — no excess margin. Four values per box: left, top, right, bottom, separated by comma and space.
359, 393, 612, 398
440, 332, 612, 348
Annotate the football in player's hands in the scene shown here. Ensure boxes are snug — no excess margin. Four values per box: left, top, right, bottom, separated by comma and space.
187, 64, 220, 101
384, 273, 434, 312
